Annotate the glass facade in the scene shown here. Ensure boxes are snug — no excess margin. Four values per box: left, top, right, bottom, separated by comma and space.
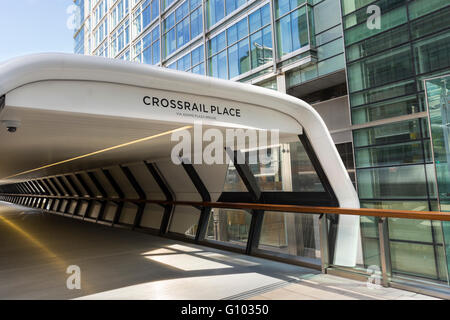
342, 0, 450, 283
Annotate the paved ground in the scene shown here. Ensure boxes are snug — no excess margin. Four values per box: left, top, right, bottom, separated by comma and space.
0, 202, 438, 300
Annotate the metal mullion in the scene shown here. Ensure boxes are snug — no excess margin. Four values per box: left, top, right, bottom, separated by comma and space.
30, 181, 43, 208
24, 182, 36, 207
269, 0, 278, 68
145, 162, 174, 235
41, 179, 56, 211
17, 183, 28, 205
102, 168, 125, 226
87, 171, 108, 222
34, 180, 48, 209
20, 182, 31, 206
75, 173, 95, 220
31, 180, 45, 209
120, 165, 146, 229
50, 177, 65, 212
180, 158, 211, 241
39, 179, 53, 210
65, 175, 84, 216
56, 176, 73, 214
225, 147, 263, 254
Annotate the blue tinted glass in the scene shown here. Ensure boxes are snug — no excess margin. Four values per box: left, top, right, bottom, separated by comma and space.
278, 14, 292, 55
192, 46, 201, 65
190, 0, 200, 9
217, 31, 226, 51
143, 33, 152, 47
209, 55, 218, 76
218, 50, 228, 79
176, 22, 184, 47
153, 41, 160, 63
191, 8, 202, 38
291, 7, 307, 51
183, 18, 190, 45
167, 28, 176, 55
143, 5, 151, 28
152, 26, 159, 42
199, 45, 204, 61
263, 26, 273, 61
237, 18, 248, 40
226, 0, 236, 15
143, 47, 151, 64
183, 54, 191, 70
238, 39, 250, 74
228, 44, 239, 78
209, 38, 216, 56
215, 0, 225, 23
261, 4, 271, 26
168, 62, 177, 69
262, 25, 272, 48
151, 0, 158, 20
227, 24, 237, 45
276, 0, 290, 17
250, 30, 262, 68
249, 9, 261, 33
177, 57, 184, 70
165, 13, 175, 31
176, 1, 189, 22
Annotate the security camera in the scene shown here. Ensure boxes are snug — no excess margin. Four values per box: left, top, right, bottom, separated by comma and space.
1, 120, 20, 133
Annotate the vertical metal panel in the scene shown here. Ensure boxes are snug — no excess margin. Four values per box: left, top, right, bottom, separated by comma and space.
87, 171, 108, 222
120, 165, 146, 229
75, 173, 95, 219
145, 162, 174, 235
181, 159, 211, 241
65, 175, 83, 216
102, 168, 125, 226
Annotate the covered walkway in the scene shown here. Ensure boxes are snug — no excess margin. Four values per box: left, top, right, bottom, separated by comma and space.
0, 203, 435, 300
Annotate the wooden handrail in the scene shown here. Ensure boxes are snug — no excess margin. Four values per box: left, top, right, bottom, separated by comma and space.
2, 193, 450, 221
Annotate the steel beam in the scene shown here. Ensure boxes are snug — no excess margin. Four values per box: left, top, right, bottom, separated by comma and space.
102, 168, 124, 226
145, 162, 174, 235
120, 165, 146, 229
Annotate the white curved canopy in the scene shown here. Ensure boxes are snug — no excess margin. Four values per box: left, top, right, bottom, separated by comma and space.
0, 53, 360, 266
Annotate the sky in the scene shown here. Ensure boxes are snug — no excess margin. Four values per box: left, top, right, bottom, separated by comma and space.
0, 0, 75, 63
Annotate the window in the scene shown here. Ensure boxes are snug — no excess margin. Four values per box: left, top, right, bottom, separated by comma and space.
93, 18, 108, 48
111, 0, 130, 29
163, 0, 203, 57
205, 208, 251, 247
93, 0, 108, 27
275, 5, 309, 58
347, 44, 414, 93
208, 4, 272, 80
258, 211, 321, 263
111, 19, 130, 57
94, 41, 108, 57
206, 0, 247, 28
171, 45, 205, 74
133, 25, 160, 65
133, 0, 159, 39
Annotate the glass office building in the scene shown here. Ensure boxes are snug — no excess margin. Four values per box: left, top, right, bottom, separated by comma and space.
74, 0, 450, 287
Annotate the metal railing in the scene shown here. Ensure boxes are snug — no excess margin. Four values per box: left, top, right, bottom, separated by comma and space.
1, 192, 450, 292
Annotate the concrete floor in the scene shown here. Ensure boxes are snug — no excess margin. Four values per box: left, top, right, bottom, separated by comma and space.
0, 202, 438, 300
